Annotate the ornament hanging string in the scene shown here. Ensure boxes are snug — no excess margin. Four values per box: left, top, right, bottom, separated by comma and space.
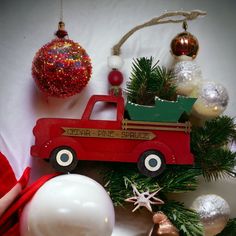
112, 10, 206, 56
59, 0, 63, 22
56, 0, 68, 38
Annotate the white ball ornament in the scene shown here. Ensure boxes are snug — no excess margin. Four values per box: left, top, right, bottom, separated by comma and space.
20, 174, 115, 236
190, 81, 229, 119
172, 60, 202, 96
108, 55, 123, 69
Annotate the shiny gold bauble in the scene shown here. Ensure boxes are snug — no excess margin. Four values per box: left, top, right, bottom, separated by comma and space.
171, 31, 199, 59
191, 194, 230, 236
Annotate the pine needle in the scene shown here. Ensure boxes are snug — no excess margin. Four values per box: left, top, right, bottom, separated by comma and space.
191, 116, 236, 181
126, 57, 176, 105
160, 200, 203, 236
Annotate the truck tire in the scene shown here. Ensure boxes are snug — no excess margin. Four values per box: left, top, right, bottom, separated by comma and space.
137, 150, 166, 177
50, 147, 78, 173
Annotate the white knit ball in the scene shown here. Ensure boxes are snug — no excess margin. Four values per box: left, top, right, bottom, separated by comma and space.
107, 55, 123, 69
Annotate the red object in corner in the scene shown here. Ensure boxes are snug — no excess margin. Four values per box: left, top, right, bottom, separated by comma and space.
0, 173, 59, 236
0, 153, 17, 198
0, 152, 59, 236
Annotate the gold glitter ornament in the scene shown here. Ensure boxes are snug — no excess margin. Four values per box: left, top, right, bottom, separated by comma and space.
190, 81, 229, 119
172, 60, 202, 96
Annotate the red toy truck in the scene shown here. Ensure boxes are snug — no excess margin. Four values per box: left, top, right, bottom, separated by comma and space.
31, 95, 194, 177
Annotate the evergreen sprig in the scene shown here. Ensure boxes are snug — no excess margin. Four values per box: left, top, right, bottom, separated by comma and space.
104, 167, 203, 236
159, 200, 203, 236
217, 218, 236, 236
191, 116, 236, 181
191, 116, 236, 155
104, 164, 159, 206
197, 148, 236, 181
104, 165, 201, 206
159, 167, 202, 193
126, 57, 176, 105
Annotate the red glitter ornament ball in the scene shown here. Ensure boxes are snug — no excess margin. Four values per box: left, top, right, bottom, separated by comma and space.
32, 38, 92, 98
171, 32, 199, 59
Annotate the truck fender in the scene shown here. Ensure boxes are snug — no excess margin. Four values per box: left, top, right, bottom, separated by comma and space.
39, 137, 84, 160
131, 141, 176, 164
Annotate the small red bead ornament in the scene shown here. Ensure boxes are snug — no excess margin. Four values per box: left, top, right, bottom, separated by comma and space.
108, 70, 124, 86
32, 22, 92, 98
107, 55, 124, 96
171, 21, 199, 59
108, 69, 123, 96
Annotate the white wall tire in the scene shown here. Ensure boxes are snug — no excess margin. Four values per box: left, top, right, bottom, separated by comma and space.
137, 150, 166, 177
56, 149, 74, 167
50, 147, 78, 173
144, 154, 162, 172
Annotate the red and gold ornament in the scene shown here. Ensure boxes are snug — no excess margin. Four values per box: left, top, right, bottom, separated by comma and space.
32, 22, 92, 98
171, 21, 199, 59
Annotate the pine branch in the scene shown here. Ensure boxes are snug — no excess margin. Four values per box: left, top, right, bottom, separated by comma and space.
191, 116, 236, 155
126, 57, 176, 105
154, 66, 177, 101
159, 167, 201, 193
126, 57, 158, 105
191, 116, 236, 181
198, 148, 236, 181
217, 218, 236, 236
159, 200, 203, 236
104, 165, 201, 205
104, 165, 160, 206
104, 167, 203, 235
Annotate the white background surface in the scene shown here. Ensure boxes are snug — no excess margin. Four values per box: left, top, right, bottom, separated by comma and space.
0, 0, 236, 235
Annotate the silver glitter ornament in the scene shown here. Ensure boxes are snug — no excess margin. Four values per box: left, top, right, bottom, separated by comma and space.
191, 194, 230, 236
172, 60, 202, 96
191, 81, 229, 119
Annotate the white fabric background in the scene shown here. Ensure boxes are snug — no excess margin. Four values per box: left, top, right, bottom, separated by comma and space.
0, 0, 236, 235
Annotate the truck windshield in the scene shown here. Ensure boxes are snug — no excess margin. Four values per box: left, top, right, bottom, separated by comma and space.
89, 101, 117, 121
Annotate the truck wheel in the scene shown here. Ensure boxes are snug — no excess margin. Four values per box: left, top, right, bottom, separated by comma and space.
50, 147, 78, 173
137, 150, 166, 177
